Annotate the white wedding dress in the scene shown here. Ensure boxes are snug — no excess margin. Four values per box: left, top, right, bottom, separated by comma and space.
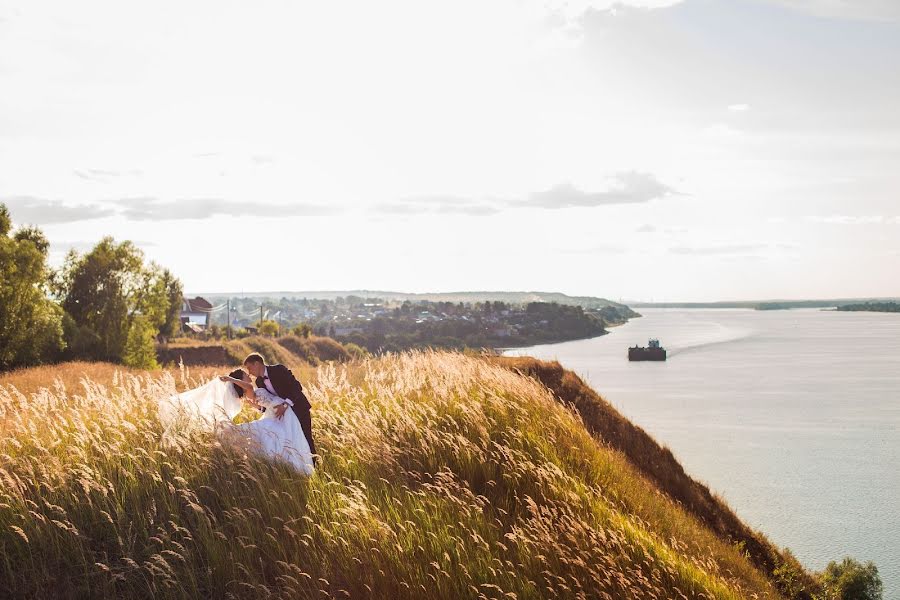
159, 378, 314, 476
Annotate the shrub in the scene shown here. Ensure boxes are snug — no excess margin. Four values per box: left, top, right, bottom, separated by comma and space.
343, 342, 369, 360
819, 557, 882, 600
773, 548, 814, 599
258, 319, 280, 337
291, 323, 312, 338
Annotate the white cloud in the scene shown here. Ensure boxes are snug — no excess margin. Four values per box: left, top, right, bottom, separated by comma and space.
764, 0, 900, 21
526, 0, 686, 46
522, 173, 677, 209
2, 196, 115, 224
369, 172, 676, 215
527, 0, 684, 20
556, 0, 900, 22
728, 103, 751, 112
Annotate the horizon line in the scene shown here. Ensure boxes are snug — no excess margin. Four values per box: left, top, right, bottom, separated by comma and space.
183, 289, 900, 305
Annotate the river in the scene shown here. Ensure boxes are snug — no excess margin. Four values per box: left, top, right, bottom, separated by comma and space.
503, 308, 900, 596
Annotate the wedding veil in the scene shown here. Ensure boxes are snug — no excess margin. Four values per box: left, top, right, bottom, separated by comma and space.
158, 378, 242, 443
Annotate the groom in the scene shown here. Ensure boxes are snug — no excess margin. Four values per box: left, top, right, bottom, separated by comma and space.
242, 352, 317, 465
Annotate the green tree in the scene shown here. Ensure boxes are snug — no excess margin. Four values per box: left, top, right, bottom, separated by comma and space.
54, 237, 179, 363
123, 316, 159, 369
154, 268, 184, 339
258, 319, 280, 337
0, 203, 10, 236
0, 207, 65, 369
819, 558, 882, 600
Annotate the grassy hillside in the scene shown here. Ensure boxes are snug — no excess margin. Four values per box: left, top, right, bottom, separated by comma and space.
490, 357, 817, 598
1, 352, 786, 599
157, 334, 356, 367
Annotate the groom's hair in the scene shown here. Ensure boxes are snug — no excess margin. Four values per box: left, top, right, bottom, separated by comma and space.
243, 352, 265, 366
228, 368, 245, 398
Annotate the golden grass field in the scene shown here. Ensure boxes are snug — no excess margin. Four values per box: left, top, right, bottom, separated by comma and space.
1, 352, 786, 599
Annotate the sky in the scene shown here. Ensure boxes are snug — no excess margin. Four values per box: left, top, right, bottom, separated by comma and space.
1, 0, 898, 302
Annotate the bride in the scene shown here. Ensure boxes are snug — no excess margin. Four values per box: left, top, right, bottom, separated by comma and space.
159, 369, 315, 476
220, 369, 315, 475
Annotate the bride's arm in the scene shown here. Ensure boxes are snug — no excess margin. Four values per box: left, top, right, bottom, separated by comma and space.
254, 388, 294, 410
219, 376, 260, 405
220, 375, 252, 391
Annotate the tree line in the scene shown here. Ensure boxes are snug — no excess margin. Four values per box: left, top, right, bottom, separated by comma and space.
330, 300, 610, 353
0, 203, 182, 371
836, 302, 900, 313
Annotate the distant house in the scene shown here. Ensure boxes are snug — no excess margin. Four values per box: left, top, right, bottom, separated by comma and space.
180, 296, 213, 332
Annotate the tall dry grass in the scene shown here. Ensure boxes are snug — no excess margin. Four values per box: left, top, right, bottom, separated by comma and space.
489, 356, 817, 598
1, 352, 781, 599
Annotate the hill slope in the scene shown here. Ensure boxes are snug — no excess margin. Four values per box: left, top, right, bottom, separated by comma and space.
2, 352, 784, 599
156, 334, 355, 367
491, 356, 816, 598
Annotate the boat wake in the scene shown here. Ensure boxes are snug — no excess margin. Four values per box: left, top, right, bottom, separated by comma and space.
665, 326, 755, 357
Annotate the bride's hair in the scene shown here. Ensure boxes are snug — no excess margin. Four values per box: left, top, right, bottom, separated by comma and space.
228, 368, 246, 398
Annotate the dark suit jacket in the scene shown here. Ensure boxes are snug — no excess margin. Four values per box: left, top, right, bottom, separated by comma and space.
256, 364, 311, 412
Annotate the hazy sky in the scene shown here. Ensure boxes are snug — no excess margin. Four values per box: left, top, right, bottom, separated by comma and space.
2, 0, 898, 301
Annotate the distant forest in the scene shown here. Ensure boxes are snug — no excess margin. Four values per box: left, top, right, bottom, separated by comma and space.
630, 298, 900, 311
836, 302, 900, 313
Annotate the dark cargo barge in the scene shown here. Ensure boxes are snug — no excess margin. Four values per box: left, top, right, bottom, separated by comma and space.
628, 339, 667, 361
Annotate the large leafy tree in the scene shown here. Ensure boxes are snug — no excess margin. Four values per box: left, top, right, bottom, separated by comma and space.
0, 204, 65, 369
54, 237, 181, 364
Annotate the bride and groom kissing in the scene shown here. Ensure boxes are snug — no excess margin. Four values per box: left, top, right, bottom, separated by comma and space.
164, 352, 317, 476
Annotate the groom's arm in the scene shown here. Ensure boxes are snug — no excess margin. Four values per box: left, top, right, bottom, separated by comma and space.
269, 364, 300, 419
274, 364, 304, 398
271, 365, 304, 419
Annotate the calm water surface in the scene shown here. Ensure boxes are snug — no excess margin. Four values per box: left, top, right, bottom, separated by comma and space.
504, 308, 900, 597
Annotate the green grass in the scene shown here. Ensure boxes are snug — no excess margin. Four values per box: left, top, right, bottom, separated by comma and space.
1, 352, 782, 599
